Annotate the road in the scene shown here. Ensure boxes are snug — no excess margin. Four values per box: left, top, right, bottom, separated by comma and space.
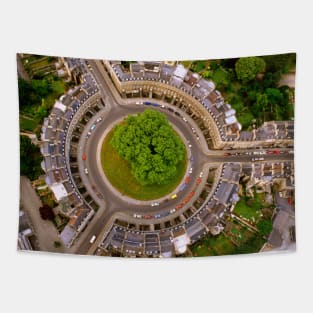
20, 176, 64, 253
68, 61, 294, 255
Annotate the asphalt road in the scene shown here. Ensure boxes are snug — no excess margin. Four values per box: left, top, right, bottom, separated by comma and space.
20, 176, 64, 253
70, 61, 294, 255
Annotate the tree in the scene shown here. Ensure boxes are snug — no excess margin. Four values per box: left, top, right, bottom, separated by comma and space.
252, 93, 268, 118
39, 204, 55, 220
110, 109, 185, 186
20, 135, 43, 180
235, 57, 266, 83
262, 53, 296, 73
257, 219, 273, 237
54, 241, 61, 248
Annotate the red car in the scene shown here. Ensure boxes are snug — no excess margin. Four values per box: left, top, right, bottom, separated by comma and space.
196, 178, 202, 185
82, 153, 87, 161
176, 204, 183, 210
185, 176, 191, 184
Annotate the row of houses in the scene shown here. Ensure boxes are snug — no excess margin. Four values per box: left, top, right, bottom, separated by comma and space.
40, 58, 100, 247
104, 60, 294, 149
98, 163, 241, 258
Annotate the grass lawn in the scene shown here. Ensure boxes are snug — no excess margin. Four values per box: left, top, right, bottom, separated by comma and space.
191, 233, 236, 257
234, 198, 262, 223
101, 129, 187, 200
52, 80, 66, 95
20, 115, 38, 132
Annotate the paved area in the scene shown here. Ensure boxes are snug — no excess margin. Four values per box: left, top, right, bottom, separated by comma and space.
19, 176, 64, 253
278, 72, 295, 88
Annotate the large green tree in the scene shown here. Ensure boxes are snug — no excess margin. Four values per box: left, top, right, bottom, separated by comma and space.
20, 135, 43, 180
110, 109, 185, 185
235, 57, 266, 83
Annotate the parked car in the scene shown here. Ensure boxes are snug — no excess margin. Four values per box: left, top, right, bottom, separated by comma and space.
89, 235, 96, 244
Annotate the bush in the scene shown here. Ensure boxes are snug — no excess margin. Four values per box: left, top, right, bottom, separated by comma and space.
257, 219, 273, 237
39, 204, 55, 220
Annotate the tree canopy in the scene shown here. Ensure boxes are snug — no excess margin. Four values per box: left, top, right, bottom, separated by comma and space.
257, 219, 273, 237
235, 57, 266, 83
110, 109, 185, 186
20, 135, 43, 180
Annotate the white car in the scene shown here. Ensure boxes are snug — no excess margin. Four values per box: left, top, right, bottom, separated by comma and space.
151, 202, 159, 207
89, 235, 96, 244
199, 171, 204, 178
84, 168, 89, 175
96, 117, 102, 123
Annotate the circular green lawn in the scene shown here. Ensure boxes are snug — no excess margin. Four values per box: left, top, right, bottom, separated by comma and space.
101, 127, 187, 201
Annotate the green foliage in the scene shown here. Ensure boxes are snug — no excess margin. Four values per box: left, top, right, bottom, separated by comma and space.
18, 78, 39, 110
234, 236, 266, 254
257, 219, 273, 237
54, 241, 61, 248
212, 67, 230, 89
235, 57, 266, 83
234, 198, 262, 223
20, 135, 43, 180
110, 109, 185, 186
262, 53, 296, 73
192, 60, 206, 73
102, 128, 186, 200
